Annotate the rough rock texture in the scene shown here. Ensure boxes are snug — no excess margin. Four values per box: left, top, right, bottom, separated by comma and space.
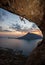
26, 40, 45, 65
0, 0, 45, 65
0, 0, 45, 25
0, 48, 27, 65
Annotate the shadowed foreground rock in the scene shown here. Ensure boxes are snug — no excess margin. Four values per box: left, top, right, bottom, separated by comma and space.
0, 48, 27, 65
26, 40, 45, 65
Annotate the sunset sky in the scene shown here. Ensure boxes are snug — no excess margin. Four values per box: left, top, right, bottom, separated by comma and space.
0, 8, 43, 37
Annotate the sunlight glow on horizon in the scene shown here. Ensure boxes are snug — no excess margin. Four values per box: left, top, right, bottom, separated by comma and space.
0, 29, 43, 37
0, 31, 27, 37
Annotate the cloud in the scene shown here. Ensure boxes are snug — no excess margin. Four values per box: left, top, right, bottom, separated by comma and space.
10, 23, 31, 32
0, 8, 8, 22
32, 23, 36, 28
19, 16, 26, 24
14, 24, 22, 31
10, 23, 22, 31
0, 26, 2, 31
32, 23, 38, 29
0, 14, 4, 22
0, 26, 11, 32
0, 8, 7, 16
10, 23, 30, 32
2, 30, 11, 32
0, 29, 11, 32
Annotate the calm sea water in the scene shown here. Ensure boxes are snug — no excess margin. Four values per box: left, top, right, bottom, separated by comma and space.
0, 38, 42, 56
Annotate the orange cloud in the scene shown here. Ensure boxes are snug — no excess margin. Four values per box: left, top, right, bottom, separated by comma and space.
30, 29, 43, 36
0, 29, 43, 37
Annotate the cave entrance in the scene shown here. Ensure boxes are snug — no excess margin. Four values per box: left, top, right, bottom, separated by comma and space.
0, 8, 43, 65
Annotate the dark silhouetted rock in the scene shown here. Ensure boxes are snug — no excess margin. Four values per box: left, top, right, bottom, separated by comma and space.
17, 32, 42, 40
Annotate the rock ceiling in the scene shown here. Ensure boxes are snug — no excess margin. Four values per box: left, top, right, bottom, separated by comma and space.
0, 0, 45, 65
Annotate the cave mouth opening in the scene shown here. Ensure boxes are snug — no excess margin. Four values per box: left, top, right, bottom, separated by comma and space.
0, 8, 43, 37
0, 8, 43, 65
0, 8, 43, 51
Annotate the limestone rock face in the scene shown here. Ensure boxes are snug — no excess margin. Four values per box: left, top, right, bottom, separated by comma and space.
0, 0, 45, 65
0, 0, 45, 25
26, 41, 45, 65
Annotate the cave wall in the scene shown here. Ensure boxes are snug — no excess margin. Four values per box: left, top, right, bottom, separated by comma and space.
0, 0, 45, 65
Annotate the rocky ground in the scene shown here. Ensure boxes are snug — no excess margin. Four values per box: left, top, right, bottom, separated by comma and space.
26, 40, 45, 65
0, 47, 27, 65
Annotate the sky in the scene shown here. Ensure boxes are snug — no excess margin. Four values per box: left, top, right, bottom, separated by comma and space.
0, 8, 42, 37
